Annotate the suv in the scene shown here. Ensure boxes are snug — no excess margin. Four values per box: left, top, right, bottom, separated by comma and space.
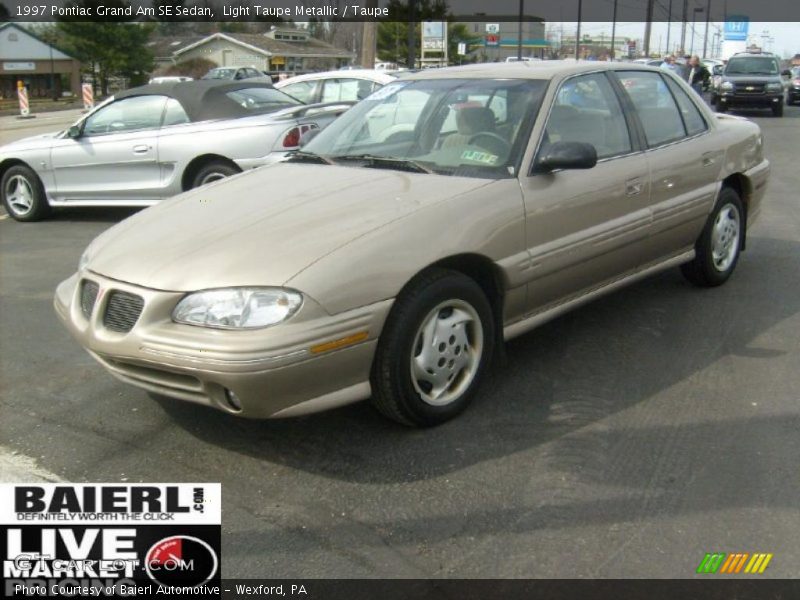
786, 66, 800, 106
716, 52, 785, 116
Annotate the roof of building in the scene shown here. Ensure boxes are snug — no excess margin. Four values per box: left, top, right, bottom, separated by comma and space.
0, 22, 76, 61
171, 32, 353, 59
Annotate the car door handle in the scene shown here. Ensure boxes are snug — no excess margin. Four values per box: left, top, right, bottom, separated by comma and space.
625, 179, 644, 196
702, 153, 716, 167
132, 145, 151, 154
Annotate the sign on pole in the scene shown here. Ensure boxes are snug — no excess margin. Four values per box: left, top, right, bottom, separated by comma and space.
17, 80, 31, 118
82, 82, 94, 110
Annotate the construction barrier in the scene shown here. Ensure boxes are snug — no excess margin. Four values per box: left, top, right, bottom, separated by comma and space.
82, 83, 94, 110
17, 81, 31, 117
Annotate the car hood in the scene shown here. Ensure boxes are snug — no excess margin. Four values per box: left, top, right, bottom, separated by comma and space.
86, 163, 492, 292
0, 131, 60, 154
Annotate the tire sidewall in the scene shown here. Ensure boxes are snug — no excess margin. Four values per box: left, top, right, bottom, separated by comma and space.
378, 272, 495, 426
1, 165, 48, 221
191, 163, 238, 189
697, 188, 744, 285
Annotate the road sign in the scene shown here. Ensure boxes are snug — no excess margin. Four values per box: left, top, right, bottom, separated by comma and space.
486, 23, 500, 34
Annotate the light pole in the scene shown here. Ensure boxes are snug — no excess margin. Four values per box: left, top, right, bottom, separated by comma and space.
575, 0, 583, 60
702, 0, 711, 58
666, 0, 672, 56
610, 0, 618, 60
690, 7, 704, 56
517, 0, 524, 60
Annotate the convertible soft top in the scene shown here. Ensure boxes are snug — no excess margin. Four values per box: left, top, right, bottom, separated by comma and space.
114, 80, 294, 121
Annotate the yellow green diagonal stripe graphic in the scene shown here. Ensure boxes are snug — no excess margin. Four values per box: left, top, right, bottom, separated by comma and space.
697, 552, 773, 574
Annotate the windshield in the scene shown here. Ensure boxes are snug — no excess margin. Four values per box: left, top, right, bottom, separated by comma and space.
204, 68, 236, 80
725, 57, 779, 75
302, 78, 547, 178
225, 87, 302, 111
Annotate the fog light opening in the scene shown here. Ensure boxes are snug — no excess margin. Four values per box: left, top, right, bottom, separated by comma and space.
224, 388, 243, 412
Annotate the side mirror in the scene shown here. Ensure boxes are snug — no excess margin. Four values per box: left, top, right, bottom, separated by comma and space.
781, 69, 792, 78
535, 141, 597, 173
713, 65, 723, 75
299, 128, 320, 147
67, 125, 82, 139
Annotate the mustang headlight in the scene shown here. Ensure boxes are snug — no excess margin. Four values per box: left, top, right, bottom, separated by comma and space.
172, 288, 303, 329
721, 81, 734, 90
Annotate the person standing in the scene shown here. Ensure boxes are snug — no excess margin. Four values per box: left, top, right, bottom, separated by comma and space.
686, 55, 710, 96
660, 55, 680, 73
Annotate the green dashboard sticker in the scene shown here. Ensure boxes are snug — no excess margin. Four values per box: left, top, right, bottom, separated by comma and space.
461, 150, 499, 165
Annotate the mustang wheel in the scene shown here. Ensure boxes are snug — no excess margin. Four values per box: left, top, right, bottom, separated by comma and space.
681, 187, 744, 287
190, 162, 240, 189
371, 268, 495, 427
1, 165, 50, 222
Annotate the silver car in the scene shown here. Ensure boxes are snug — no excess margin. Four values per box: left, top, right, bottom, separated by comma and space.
0, 80, 350, 221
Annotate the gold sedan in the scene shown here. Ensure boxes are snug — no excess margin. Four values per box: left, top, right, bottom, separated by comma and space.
55, 62, 770, 426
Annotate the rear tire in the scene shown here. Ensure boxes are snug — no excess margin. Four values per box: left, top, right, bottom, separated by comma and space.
772, 103, 783, 117
370, 268, 495, 427
190, 161, 240, 189
681, 187, 744, 287
1, 164, 51, 222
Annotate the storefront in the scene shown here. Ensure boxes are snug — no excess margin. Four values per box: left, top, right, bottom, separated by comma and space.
0, 23, 82, 100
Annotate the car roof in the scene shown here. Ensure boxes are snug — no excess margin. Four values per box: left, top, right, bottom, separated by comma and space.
403, 60, 661, 81
114, 80, 285, 121
275, 69, 397, 86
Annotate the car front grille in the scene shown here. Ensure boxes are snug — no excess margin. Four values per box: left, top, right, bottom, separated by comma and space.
103, 291, 144, 333
734, 82, 766, 94
80, 280, 99, 318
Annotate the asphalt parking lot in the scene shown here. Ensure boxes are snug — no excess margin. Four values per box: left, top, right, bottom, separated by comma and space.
1, 104, 799, 579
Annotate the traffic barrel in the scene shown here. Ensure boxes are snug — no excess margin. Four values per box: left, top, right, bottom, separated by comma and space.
17, 81, 34, 119
82, 83, 94, 110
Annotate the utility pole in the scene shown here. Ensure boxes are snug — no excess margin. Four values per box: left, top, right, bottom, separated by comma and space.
517, 0, 524, 60
360, 1, 378, 68
702, 0, 711, 57
666, 0, 672, 55
575, 0, 582, 59
610, 0, 618, 60
679, 0, 688, 55
407, 0, 417, 68
643, 0, 654, 57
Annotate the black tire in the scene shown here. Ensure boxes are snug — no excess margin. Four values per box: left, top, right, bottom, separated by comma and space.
772, 103, 784, 117
370, 268, 495, 427
787, 95, 794, 106
190, 161, 240, 189
1, 164, 51, 222
681, 187, 744, 287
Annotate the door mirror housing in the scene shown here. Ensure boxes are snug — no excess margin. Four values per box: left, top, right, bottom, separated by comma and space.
713, 65, 723, 76
67, 125, 82, 139
781, 69, 792, 78
535, 141, 597, 173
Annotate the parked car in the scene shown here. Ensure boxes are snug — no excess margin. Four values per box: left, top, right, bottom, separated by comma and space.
201, 67, 271, 82
785, 66, 800, 105
55, 62, 769, 426
149, 76, 193, 84
275, 69, 397, 104
715, 51, 786, 116
0, 80, 352, 221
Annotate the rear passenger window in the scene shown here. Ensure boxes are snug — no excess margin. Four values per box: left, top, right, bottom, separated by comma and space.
543, 73, 632, 160
617, 71, 687, 147
664, 77, 708, 136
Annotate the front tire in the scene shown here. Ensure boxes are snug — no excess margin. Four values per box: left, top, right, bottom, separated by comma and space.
1, 165, 51, 222
681, 187, 744, 287
370, 268, 495, 427
772, 103, 784, 117
190, 161, 240, 189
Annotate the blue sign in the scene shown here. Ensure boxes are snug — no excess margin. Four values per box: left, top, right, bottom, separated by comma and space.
724, 17, 749, 41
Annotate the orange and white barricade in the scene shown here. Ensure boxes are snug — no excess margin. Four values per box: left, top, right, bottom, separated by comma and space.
82, 83, 94, 110
17, 81, 32, 118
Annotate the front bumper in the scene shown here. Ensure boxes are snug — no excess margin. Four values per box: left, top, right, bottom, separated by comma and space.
54, 271, 393, 418
718, 92, 783, 108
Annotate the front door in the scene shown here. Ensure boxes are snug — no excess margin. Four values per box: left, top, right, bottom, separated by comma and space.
50, 95, 166, 203
519, 71, 651, 312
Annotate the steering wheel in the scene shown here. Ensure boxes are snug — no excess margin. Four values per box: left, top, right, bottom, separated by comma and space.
467, 132, 511, 158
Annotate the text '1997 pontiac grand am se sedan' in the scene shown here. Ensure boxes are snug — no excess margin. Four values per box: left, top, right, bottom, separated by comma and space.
55, 62, 770, 427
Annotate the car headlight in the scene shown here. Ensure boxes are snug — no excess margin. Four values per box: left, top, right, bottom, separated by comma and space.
172, 287, 303, 329
766, 82, 782, 91
721, 81, 734, 90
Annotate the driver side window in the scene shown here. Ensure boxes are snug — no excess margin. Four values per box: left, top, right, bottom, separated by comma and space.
83, 96, 167, 137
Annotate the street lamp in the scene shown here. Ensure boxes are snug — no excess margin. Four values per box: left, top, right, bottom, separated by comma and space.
690, 7, 704, 56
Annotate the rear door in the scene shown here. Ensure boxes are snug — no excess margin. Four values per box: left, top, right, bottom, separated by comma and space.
613, 70, 721, 264
50, 95, 167, 203
518, 71, 651, 311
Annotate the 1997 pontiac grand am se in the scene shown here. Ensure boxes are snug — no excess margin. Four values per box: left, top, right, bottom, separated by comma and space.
55, 62, 770, 427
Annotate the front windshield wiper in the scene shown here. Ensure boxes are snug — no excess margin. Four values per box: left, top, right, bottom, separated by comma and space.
287, 150, 334, 165
333, 154, 433, 174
